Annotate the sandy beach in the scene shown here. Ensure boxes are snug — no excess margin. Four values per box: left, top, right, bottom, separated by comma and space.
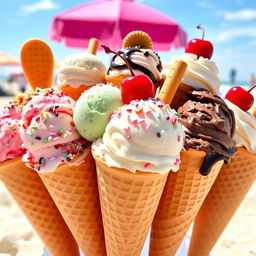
0, 96, 255, 256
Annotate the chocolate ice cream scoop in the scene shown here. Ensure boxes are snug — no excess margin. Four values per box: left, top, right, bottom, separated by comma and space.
178, 90, 237, 175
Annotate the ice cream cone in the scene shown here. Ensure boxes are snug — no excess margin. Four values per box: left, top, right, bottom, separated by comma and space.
188, 146, 256, 256
60, 37, 100, 100
57, 38, 106, 100
105, 74, 130, 87
149, 149, 224, 256
93, 153, 168, 256
61, 84, 95, 100
0, 157, 79, 256
39, 149, 106, 256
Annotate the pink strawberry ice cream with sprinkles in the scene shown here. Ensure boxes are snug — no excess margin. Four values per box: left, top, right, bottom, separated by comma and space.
92, 99, 185, 174
0, 88, 61, 163
20, 90, 90, 173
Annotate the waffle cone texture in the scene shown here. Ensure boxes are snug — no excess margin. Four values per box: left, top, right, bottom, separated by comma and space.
20, 39, 53, 89
93, 153, 168, 256
149, 149, 224, 256
39, 150, 106, 256
188, 147, 256, 256
0, 157, 79, 256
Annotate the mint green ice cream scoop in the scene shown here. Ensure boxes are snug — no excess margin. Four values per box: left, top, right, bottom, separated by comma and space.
74, 84, 123, 141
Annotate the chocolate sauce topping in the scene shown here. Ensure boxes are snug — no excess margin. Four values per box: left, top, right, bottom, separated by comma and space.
107, 47, 162, 84
178, 90, 237, 175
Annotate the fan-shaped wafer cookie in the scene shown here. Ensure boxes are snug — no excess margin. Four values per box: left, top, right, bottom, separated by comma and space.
21, 39, 53, 89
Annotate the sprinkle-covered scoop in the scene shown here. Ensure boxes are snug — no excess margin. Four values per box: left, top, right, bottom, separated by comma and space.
92, 98, 185, 174
20, 89, 89, 172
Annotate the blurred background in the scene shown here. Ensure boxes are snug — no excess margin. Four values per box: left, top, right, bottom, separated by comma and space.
0, 0, 255, 255
0, 0, 256, 96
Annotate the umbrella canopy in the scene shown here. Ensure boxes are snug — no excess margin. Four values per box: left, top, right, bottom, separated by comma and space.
0, 52, 20, 66
49, 0, 187, 51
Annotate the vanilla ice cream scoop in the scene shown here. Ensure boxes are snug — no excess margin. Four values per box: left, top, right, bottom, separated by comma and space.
163, 53, 221, 94
226, 100, 256, 153
57, 52, 107, 89
92, 99, 185, 174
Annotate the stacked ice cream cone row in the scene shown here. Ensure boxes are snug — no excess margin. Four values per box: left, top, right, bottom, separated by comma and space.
0, 30, 255, 256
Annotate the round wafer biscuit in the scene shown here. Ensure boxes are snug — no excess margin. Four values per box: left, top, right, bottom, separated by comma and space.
21, 39, 54, 89
122, 31, 153, 49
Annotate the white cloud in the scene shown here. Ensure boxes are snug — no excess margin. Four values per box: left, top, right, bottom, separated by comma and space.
21, 0, 59, 17
197, 1, 215, 9
220, 9, 256, 21
213, 26, 256, 42
249, 40, 256, 46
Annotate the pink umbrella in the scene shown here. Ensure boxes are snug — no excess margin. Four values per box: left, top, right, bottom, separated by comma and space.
49, 0, 186, 51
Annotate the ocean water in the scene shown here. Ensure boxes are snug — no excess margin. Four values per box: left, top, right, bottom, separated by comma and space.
0, 74, 248, 88
0, 73, 249, 100
0, 75, 7, 82
219, 81, 249, 98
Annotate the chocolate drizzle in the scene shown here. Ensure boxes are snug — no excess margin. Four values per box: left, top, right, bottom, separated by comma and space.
178, 90, 237, 175
200, 153, 229, 176
108, 47, 162, 84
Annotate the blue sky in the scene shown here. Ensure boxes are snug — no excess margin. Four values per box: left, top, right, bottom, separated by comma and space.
1, 0, 256, 82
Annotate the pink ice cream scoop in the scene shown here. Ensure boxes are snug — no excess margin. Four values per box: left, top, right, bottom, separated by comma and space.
0, 88, 71, 163
0, 94, 32, 162
20, 90, 90, 172
0, 118, 25, 162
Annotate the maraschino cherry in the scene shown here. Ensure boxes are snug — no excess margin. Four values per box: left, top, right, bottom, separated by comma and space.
185, 25, 213, 59
102, 44, 155, 104
225, 85, 256, 111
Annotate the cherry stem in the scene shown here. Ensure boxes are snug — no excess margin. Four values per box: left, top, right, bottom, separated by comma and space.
197, 25, 205, 40
248, 85, 256, 93
101, 44, 135, 76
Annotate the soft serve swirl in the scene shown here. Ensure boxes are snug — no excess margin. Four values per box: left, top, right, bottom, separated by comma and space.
57, 53, 107, 89
226, 100, 256, 153
164, 53, 221, 94
108, 47, 162, 84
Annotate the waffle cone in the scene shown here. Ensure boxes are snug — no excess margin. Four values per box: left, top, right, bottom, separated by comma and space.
188, 147, 256, 256
39, 150, 106, 256
0, 157, 79, 256
149, 149, 223, 256
60, 84, 95, 100
170, 82, 194, 110
93, 154, 168, 256
105, 74, 130, 87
